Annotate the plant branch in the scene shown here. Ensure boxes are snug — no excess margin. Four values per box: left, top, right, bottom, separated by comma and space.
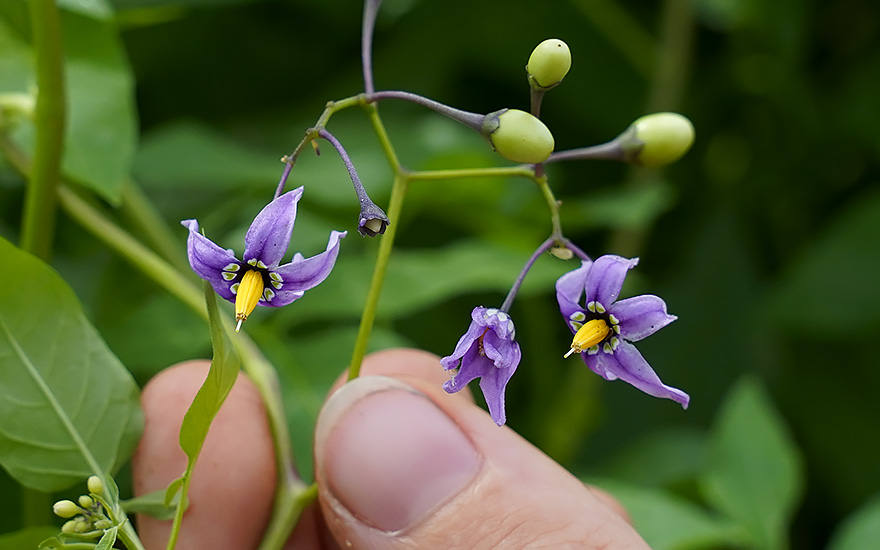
20, 0, 66, 260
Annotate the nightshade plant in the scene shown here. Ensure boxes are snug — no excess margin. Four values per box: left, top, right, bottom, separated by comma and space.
0, 0, 698, 549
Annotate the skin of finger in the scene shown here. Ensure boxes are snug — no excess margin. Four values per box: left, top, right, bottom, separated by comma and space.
285, 348, 473, 550
314, 356, 649, 549
328, 347, 475, 404
133, 360, 277, 550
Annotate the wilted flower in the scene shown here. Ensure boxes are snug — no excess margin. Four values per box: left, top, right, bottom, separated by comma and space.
556, 255, 689, 407
441, 307, 521, 426
182, 187, 346, 331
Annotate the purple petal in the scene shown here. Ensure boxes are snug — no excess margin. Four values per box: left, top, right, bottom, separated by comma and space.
443, 345, 490, 390
271, 230, 346, 295
583, 353, 618, 381
181, 219, 239, 302
440, 312, 487, 371
556, 260, 592, 328
242, 188, 304, 268
593, 342, 689, 408
482, 330, 521, 371
610, 294, 677, 341
585, 255, 638, 309
478, 359, 517, 425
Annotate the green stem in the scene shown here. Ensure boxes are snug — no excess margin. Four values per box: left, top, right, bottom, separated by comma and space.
20, 0, 66, 260
536, 176, 563, 239
347, 104, 405, 379
117, 520, 147, 550
59, 186, 205, 315
257, 483, 318, 550
348, 172, 407, 380
407, 165, 534, 181
119, 179, 190, 273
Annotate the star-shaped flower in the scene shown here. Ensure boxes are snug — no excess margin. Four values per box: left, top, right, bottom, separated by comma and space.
441, 307, 521, 426
556, 255, 689, 407
182, 187, 346, 330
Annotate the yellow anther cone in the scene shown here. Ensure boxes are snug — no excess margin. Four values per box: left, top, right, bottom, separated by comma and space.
235, 270, 264, 332
564, 319, 610, 358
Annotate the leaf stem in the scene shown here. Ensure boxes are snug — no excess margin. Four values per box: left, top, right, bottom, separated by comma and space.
20, 0, 66, 260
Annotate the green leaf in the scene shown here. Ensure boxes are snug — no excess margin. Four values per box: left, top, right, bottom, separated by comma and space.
178, 283, 240, 458
93, 526, 118, 550
594, 480, 745, 550
768, 190, 880, 339
0, 527, 59, 550
827, 494, 880, 550
560, 178, 676, 231
121, 487, 183, 520
0, 236, 143, 492
58, 0, 114, 20
2, 8, 136, 204
700, 377, 804, 550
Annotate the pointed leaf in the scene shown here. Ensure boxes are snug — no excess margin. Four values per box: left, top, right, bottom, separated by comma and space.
0, 237, 143, 492
700, 377, 804, 550
827, 494, 880, 550
93, 526, 118, 550
178, 283, 240, 458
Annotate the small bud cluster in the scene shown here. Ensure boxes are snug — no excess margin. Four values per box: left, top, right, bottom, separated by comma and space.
53, 475, 114, 538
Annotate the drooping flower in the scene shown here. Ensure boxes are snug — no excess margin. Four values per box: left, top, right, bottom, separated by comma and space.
556, 255, 689, 407
182, 187, 346, 331
441, 307, 521, 426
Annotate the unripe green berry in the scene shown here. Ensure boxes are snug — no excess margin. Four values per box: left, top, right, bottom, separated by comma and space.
527, 39, 571, 90
483, 109, 555, 164
87, 475, 103, 495
620, 112, 695, 167
53, 500, 81, 519
78, 495, 94, 509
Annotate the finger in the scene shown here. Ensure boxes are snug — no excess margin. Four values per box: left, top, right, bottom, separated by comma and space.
132, 360, 277, 550
328, 348, 474, 404
313, 351, 650, 549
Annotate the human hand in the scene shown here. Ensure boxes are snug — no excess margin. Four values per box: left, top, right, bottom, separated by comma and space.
133, 348, 650, 549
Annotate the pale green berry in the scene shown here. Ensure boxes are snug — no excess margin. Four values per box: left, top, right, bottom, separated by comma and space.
483, 109, 555, 164
620, 112, 695, 167
527, 39, 571, 90
87, 475, 104, 495
53, 500, 81, 519
78, 495, 94, 509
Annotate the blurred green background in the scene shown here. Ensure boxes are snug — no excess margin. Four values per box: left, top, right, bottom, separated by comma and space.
2, 0, 879, 548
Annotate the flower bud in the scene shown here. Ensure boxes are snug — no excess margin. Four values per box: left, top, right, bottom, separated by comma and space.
527, 39, 571, 90
87, 475, 104, 495
93, 519, 113, 530
61, 520, 79, 534
78, 495, 94, 509
53, 500, 82, 519
483, 109, 555, 164
619, 112, 694, 167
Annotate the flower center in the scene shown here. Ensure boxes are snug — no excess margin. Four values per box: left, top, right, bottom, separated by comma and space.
234, 269, 264, 332
564, 301, 622, 357
564, 319, 610, 358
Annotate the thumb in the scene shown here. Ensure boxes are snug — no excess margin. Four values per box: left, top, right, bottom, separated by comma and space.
313, 362, 649, 549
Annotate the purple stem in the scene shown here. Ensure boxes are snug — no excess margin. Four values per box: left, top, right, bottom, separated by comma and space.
365, 90, 485, 132
316, 128, 373, 209
362, 0, 382, 95
544, 140, 624, 164
273, 160, 294, 199
499, 237, 591, 313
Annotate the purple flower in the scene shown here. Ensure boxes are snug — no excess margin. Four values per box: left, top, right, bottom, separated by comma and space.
182, 187, 346, 331
441, 307, 521, 426
556, 255, 689, 407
